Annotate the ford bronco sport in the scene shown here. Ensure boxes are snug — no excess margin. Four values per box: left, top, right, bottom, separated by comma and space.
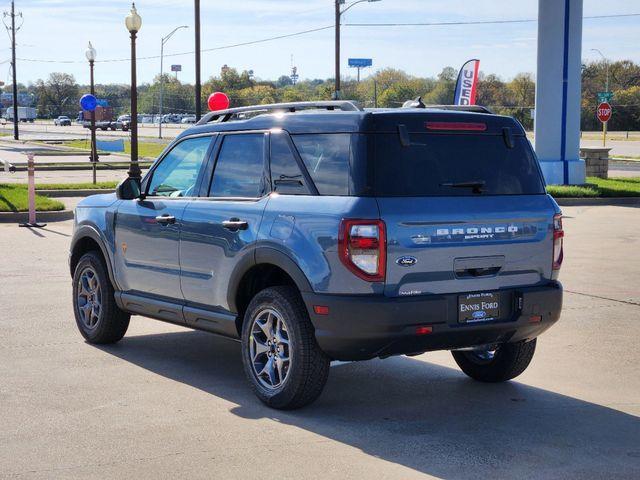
70, 101, 563, 409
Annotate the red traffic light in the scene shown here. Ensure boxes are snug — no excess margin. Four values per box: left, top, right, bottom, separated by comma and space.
208, 92, 230, 111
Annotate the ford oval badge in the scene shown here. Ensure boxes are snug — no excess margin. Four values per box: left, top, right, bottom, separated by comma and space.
396, 256, 418, 267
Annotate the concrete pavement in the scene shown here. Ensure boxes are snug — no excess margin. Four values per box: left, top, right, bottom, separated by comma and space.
0, 205, 639, 479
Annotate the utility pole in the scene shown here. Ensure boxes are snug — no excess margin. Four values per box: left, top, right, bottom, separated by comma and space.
3, 1, 21, 140
373, 78, 378, 108
333, 0, 381, 100
334, 0, 341, 99
194, 0, 202, 121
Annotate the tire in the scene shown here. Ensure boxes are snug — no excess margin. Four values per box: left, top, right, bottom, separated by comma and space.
72, 251, 130, 344
241, 286, 330, 409
451, 339, 537, 383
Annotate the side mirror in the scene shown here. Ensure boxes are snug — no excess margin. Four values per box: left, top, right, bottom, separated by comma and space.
115, 177, 142, 200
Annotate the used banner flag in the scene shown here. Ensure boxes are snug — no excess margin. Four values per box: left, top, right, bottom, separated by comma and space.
454, 59, 480, 105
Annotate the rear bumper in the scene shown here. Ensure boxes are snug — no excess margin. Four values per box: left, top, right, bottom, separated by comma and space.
302, 282, 563, 361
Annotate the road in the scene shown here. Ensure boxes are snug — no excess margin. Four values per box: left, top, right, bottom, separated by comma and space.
0, 205, 638, 479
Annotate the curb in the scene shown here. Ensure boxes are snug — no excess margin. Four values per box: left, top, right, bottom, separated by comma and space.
0, 209, 74, 223
555, 197, 640, 206
36, 189, 114, 198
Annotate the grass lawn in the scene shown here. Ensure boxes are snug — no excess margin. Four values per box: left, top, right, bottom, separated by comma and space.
35, 181, 117, 190
58, 139, 168, 159
547, 177, 640, 198
0, 184, 65, 212
611, 155, 640, 161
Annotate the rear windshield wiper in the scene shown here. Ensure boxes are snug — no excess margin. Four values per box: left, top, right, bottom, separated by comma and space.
440, 180, 486, 194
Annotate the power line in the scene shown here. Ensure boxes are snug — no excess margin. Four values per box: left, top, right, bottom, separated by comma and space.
345, 12, 640, 27
13, 12, 640, 66
18, 25, 334, 65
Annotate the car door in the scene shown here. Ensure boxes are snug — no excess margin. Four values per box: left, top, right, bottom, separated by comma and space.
113, 134, 214, 301
179, 132, 270, 328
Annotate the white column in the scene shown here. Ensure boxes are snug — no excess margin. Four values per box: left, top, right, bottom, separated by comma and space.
534, 0, 586, 185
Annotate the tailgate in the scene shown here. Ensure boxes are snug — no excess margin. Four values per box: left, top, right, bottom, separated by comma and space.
378, 195, 557, 297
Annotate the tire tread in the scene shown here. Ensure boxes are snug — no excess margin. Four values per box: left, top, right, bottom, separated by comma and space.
452, 339, 536, 383
73, 251, 130, 344
241, 286, 329, 409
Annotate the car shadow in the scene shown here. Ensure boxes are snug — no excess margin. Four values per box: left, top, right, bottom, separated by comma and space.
97, 330, 640, 479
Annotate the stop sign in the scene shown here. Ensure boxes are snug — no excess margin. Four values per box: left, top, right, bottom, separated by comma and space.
597, 102, 612, 123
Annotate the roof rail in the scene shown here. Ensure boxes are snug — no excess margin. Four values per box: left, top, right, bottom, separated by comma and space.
196, 101, 363, 125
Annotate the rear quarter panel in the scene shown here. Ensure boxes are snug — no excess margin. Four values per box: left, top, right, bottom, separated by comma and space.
258, 195, 382, 295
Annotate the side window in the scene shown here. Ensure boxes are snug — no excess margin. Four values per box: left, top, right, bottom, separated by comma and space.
270, 132, 310, 195
209, 134, 266, 198
147, 136, 211, 197
291, 134, 351, 195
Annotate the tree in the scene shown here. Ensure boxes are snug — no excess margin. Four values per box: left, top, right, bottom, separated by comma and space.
507, 73, 536, 129
476, 73, 507, 107
33, 73, 79, 117
138, 75, 194, 114
276, 75, 293, 88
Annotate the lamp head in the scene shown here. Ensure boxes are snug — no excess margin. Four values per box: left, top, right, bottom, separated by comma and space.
85, 42, 97, 62
125, 2, 142, 33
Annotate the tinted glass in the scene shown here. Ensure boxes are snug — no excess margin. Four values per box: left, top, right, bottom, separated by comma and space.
292, 134, 351, 195
148, 136, 211, 197
374, 134, 545, 196
270, 133, 310, 195
209, 134, 265, 198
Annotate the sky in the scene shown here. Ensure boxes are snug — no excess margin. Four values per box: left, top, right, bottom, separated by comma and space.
2, 0, 639, 86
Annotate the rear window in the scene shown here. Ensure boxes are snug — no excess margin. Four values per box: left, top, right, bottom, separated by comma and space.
374, 133, 545, 196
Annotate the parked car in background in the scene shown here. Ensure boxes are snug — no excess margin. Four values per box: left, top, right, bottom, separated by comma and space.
161, 113, 182, 124
115, 115, 131, 131
70, 101, 564, 409
54, 115, 71, 126
181, 115, 196, 124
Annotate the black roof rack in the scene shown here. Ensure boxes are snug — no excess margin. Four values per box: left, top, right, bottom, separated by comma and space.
196, 100, 363, 125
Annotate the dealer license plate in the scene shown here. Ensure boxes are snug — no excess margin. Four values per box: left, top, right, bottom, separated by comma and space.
458, 292, 500, 323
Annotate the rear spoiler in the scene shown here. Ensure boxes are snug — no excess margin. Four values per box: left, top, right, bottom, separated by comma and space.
402, 97, 493, 114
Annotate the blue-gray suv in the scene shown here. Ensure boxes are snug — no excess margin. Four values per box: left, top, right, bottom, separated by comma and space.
70, 101, 564, 409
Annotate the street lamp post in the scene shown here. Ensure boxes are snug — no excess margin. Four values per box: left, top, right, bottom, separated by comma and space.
85, 42, 98, 185
334, 0, 380, 100
125, 2, 142, 180
194, 0, 202, 121
591, 48, 609, 92
159, 25, 188, 139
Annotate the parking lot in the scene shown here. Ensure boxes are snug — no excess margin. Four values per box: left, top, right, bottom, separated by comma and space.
1, 205, 639, 479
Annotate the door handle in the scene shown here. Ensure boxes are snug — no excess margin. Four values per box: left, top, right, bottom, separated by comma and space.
222, 218, 249, 231
155, 214, 176, 225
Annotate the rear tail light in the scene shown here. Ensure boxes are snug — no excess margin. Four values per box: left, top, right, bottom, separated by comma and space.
552, 214, 564, 270
339, 219, 386, 282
